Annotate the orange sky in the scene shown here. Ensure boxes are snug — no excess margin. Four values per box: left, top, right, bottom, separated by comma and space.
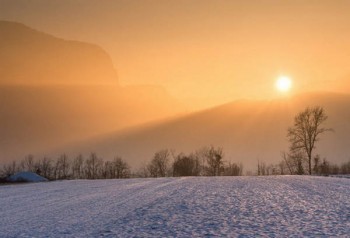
1, 0, 350, 109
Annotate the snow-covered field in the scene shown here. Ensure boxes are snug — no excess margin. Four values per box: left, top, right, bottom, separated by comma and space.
1, 176, 349, 237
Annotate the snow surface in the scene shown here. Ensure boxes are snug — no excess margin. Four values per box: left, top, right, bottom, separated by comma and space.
0, 176, 349, 237
6, 171, 48, 183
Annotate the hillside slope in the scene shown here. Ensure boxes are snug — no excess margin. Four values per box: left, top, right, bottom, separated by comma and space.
59, 92, 350, 172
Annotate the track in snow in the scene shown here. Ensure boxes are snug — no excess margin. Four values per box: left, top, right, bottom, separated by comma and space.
1, 176, 349, 237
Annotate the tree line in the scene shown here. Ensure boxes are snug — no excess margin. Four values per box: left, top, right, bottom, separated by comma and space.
137, 146, 243, 178
256, 158, 350, 176
0, 153, 130, 180
1, 105, 350, 180
0, 146, 243, 180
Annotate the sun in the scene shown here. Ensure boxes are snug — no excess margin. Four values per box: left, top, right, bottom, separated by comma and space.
275, 76, 292, 92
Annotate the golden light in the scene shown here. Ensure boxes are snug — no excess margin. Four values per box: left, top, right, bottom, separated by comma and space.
276, 76, 292, 92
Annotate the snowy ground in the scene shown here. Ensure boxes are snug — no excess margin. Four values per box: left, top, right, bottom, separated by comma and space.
0, 176, 349, 237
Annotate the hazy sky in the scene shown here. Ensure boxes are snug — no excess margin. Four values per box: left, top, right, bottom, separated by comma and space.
1, 0, 350, 108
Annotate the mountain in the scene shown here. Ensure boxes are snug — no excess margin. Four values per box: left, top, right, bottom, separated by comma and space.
0, 20, 118, 85
54, 92, 350, 173
0, 21, 184, 163
2, 21, 348, 171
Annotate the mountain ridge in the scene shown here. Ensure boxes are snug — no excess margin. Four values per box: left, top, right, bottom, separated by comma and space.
0, 21, 185, 163
0, 20, 119, 85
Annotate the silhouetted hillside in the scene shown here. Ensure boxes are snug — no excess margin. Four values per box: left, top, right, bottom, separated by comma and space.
0, 21, 184, 162
0, 20, 118, 85
56, 92, 350, 172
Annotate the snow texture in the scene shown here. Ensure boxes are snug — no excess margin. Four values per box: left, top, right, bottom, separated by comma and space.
0, 176, 349, 237
6, 171, 48, 183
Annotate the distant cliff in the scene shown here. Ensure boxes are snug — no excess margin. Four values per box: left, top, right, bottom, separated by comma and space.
0, 20, 118, 85
0, 21, 184, 163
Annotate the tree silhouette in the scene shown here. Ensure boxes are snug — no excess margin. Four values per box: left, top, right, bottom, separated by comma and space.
148, 149, 171, 177
72, 154, 84, 179
287, 106, 332, 175
85, 153, 103, 179
111, 157, 130, 178
203, 146, 224, 176
173, 153, 200, 177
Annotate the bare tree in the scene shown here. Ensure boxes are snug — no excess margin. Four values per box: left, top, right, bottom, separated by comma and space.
278, 161, 286, 175
136, 162, 150, 178
282, 151, 305, 175
37, 157, 53, 179
173, 153, 201, 177
147, 162, 159, 178
313, 154, 320, 175
85, 153, 103, 179
319, 158, 331, 175
224, 162, 243, 176
287, 106, 332, 175
257, 160, 267, 176
20, 155, 35, 172
203, 146, 224, 176
102, 161, 112, 179
340, 160, 350, 174
54, 154, 70, 180
112, 157, 130, 178
1, 161, 19, 177
148, 149, 171, 177
72, 154, 84, 179
193, 148, 207, 176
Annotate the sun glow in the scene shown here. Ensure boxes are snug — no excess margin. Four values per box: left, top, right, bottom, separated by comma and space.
276, 76, 292, 92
